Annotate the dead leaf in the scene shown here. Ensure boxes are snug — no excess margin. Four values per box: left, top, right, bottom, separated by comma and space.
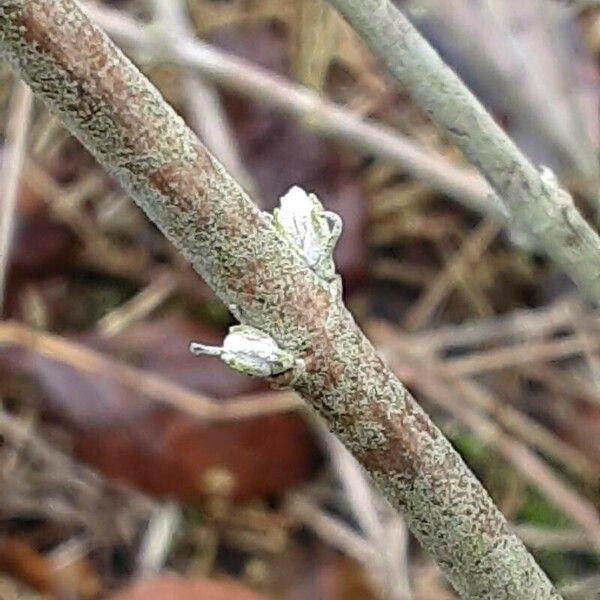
0, 319, 320, 503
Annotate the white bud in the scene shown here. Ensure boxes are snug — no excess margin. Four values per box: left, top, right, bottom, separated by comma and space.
190, 325, 296, 378
274, 186, 341, 278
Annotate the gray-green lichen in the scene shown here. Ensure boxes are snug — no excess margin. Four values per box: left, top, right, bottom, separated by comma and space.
327, 0, 600, 306
0, 1, 562, 597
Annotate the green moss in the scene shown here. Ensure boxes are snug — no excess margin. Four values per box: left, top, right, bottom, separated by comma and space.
517, 489, 571, 529
450, 431, 489, 469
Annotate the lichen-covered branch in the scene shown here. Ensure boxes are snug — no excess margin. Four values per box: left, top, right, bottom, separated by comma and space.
326, 0, 600, 305
0, 1, 560, 598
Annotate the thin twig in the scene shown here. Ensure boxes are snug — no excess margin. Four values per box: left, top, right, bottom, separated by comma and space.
451, 377, 598, 483
326, 0, 600, 304
285, 492, 377, 566
82, 1, 502, 220
372, 322, 600, 538
514, 525, 600, 553
438, 332, 600, 377
402, 219, 500, 331
408, 295, 588, 353
523, 362, 600, 408
96, 271, 178, 337
318, 426, 412, 600
0, 321, 301, 421
0, 80, 33, 313
405, 1, 597, 183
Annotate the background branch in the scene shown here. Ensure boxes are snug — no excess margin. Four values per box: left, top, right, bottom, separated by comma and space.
0, 80, 33, 313
326, 0, 600, 304
82, 1, 507, 223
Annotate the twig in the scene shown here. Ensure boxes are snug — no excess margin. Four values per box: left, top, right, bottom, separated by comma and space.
514, 525, 600, 553
437, 332, 600, 377
379, 344, 600, 538
523, 363, 600, 408
408, 295, 588, 353
82, 1, 502, 221
136, 502, 181, 578
568, 302, 600, 388
402, 219, 500, 331
559, 574, 600, 600
0, 321, 301, 421
451, 377, 598, 484
96, 271, 178, 337
326, 0, 600, 304
0, 2, 560, 597
405, 1, 597, 183
376, 319, 599, 480
0, 80, 33, 314
0, 406, 157, 546
285, 492, 377, 566
319, 426, 412, 600
372, 322, 600, 538
481, 0, 597, 183
372, 258, 436, 288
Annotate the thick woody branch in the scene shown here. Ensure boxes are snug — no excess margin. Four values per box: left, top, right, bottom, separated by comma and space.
0, 1, 560, 598
327, 0, 600, 304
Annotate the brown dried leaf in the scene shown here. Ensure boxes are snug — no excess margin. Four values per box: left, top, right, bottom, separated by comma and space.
0, 319, 319, 502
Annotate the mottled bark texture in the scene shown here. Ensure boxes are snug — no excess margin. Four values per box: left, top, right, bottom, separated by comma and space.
327, 0, 600, 305
0, 1, 560, 598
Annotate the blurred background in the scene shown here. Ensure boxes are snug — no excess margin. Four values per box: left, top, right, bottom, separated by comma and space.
0, 0, 599, 598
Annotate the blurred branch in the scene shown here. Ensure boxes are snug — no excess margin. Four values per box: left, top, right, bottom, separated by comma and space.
0, 321, 300, 421
438, 332, 600, 377
559, 574, 600, 600
405, 1, 598, 185
319, 427, 412, 600
82, 1, 506, 222
408, 295, 588, 352
285, 492, 378, 566
0, 81, 33, 314
327, 0, 600, 304
514, 525, 600, 553
96, 271, 178, 337
371, 321, 600, 541
0, 2, 559, 597
0, 404, 157, 537
402, 219, 501, 331
135, 502, 181, 577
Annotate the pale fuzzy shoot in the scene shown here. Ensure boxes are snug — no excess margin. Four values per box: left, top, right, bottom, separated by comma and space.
190, 324, 299, 378
271, 186, 342, 283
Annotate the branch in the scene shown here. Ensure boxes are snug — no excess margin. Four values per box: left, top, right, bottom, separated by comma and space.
0, 80, 33, 313
0, 1, 560, 597
326, 0, 600, 304
82, 1, 505, 222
